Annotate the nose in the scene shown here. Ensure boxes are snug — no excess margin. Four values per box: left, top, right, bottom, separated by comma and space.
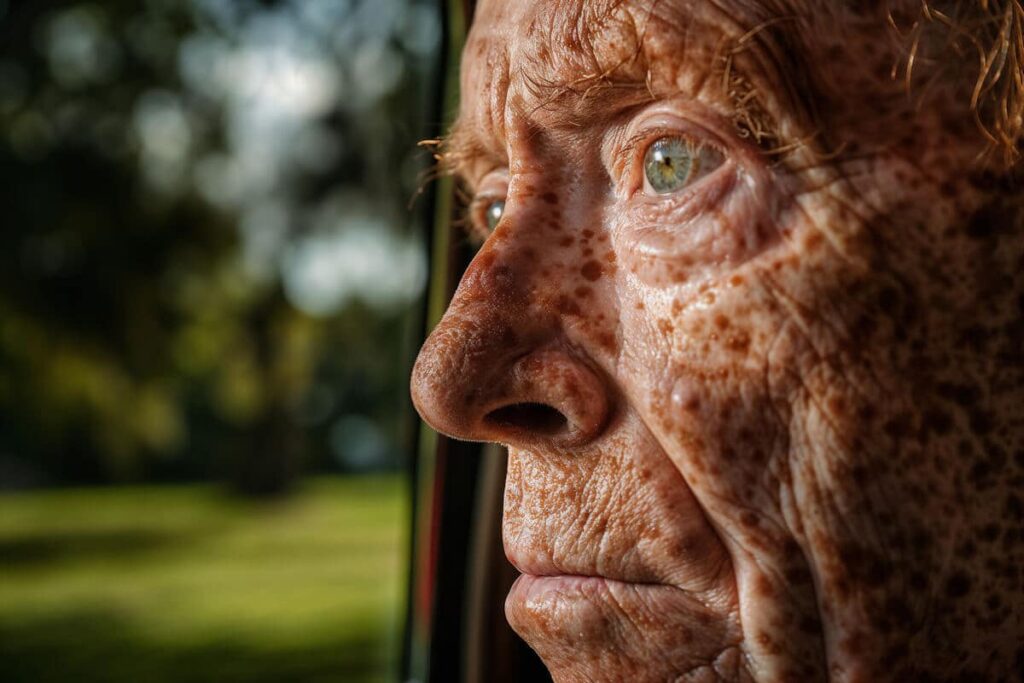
410, 239, 610, 451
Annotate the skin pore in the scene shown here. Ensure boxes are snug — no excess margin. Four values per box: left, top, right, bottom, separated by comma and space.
411, 1, 1024, 681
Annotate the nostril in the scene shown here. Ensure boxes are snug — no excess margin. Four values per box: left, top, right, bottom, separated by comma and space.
485, 402, 568, 436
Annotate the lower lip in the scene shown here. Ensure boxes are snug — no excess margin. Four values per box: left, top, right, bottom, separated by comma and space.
505, 573, 667, 643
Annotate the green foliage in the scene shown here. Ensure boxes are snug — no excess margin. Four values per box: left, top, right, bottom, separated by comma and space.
0, 0, 439, 489
0, 476, 407, 682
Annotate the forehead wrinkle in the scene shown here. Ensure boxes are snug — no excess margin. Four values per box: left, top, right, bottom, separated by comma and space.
511, 1, 656, 131
441, 0, 646, 185
444, 0, 831, 184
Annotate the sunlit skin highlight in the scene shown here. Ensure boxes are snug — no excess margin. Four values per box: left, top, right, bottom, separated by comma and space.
412, 1, 1024, 681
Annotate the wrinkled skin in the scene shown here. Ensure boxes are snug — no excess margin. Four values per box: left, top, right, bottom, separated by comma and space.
411, 1, 1024, 681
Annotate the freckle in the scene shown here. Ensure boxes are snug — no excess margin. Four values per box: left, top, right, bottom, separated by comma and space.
658, 319, 674, 335
581, 229, 594, 239
636, 302, 645, 310
726, 334, 750, 352
596, 331, 617, 354
703, 291, 717, 305
729, 275, 745, 287
714, 314, 730, 330
583, 247, 594, 257
574, 286, 592, 299
597, 234, 608, 242
828, 396, 847, 414
754, 578, 776, 601
804, 231, 824, 251
581, 260, 603, 281
556, 296, 581, 316
541, 191, 558, 205
671, 300, 682, 316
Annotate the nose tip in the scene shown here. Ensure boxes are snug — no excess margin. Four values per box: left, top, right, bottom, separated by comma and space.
412, 326, 610, 450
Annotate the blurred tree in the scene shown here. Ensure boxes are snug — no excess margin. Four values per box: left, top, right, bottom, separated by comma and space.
0, 0, 440, 493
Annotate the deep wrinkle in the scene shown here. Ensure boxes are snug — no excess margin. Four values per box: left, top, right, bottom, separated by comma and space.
442, 1, 802, 194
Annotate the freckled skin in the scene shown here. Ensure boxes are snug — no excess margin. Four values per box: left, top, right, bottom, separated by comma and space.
411, 1, 1024, 681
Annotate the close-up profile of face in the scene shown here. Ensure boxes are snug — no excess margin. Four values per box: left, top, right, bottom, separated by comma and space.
411, 0, 1024, 681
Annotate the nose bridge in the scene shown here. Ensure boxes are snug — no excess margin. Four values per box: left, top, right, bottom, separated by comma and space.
452, 166, 573, 317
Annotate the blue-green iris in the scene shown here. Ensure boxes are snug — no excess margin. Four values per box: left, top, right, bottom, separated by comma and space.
644, 137, 700, 194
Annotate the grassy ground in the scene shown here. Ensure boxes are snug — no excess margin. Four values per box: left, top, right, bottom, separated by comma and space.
0, 476, 407, 683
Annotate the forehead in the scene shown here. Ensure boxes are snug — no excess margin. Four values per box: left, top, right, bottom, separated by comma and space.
459, 1, 642, 151
452, 0, 807, 180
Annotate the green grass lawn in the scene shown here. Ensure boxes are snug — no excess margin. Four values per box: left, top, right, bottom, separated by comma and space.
0, 476, 408, 683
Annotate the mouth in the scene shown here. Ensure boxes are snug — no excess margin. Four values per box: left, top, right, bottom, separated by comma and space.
504, 569, 738, 680
506, 572, 677, 636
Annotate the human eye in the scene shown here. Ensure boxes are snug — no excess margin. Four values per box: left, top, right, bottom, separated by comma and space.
641, 135, 725, 196
466, 172, 508, 240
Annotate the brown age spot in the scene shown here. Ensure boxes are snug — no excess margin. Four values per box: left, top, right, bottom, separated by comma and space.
581, 260, 603, 281
558, 236, 574, 247
555, 295, 581, 316
541, 191, 558, 205
804, 231, 824, 251
726, 334, 751, 352
596, 331, 618, 354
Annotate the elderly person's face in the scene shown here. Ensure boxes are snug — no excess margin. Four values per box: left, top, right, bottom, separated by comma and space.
412, 0, 1024, 680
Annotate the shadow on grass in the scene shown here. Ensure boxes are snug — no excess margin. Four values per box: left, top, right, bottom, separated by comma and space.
0, 609, 395, 683
0, 529, 194, 569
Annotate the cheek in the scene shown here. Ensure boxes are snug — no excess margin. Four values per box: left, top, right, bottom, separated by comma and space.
613, 163, 783, 289
528, 225, 624, 356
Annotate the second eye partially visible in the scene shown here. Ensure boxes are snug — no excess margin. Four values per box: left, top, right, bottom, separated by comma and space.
466, 170, 509, 241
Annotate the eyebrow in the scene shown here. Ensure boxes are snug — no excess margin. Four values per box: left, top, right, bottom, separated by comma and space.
440, 69, 656, 187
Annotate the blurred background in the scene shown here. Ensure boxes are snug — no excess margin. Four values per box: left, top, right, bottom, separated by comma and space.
0, 0, 443, 680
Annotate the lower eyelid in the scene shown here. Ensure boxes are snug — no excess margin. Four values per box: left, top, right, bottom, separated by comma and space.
634, 160, 738, 209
